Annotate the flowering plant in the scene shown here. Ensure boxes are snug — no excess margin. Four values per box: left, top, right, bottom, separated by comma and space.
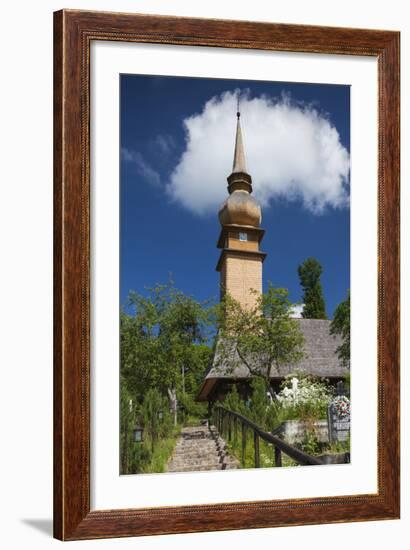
332, 395, 350, 419
275, 373, 333, 420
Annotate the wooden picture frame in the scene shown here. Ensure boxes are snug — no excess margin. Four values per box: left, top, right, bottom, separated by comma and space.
53, 9, 400, 541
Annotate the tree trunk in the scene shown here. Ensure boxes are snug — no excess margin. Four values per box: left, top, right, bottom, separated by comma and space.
168, 387, 178, 426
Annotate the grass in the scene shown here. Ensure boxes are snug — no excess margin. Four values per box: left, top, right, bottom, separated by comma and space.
317, 439, 350, 456
183, 414, 206, 427
223, 422, 349, 469
141, 425, 181, 473
225, 430, 283, 469
138, 416, 211, 474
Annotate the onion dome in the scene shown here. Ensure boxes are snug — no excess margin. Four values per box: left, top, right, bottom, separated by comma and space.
218, 110, 262, 228
218, 191, 261, 227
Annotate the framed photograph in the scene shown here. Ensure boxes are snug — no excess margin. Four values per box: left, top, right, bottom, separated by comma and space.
54, 9, 400, 540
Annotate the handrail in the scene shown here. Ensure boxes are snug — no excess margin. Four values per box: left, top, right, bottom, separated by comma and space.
213, 405, 324, 467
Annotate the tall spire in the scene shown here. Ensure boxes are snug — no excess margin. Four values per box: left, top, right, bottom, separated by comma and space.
227, 97, 252, 195
232, 99, 247, 174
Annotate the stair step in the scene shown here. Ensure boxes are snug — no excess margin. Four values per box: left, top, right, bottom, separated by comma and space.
165, 424, 238, 473
167, 464, 223, 472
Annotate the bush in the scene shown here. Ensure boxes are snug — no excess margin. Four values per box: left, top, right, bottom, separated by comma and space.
222, 379, 282, 432
142, 388, 177, 450
275, 373, 332, 422
248, 378, 270, 425
179, 392, 207, 419
222, 385, 244, 413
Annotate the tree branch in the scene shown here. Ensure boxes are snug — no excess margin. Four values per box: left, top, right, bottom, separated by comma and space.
236, 344, 261, 378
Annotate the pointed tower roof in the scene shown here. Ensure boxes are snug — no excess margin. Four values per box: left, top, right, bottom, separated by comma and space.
232, 112, 247, 174
219, 102, 261, 226
227, 102, 253, 195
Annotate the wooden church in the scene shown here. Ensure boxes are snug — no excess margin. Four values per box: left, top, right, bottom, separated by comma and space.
197, 108, 347, 404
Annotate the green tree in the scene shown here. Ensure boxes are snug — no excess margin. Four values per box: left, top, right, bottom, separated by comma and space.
330, 290, 350, 367
297, 257, 327, 319
217, 284, 305, 394
120, 282, 213, 421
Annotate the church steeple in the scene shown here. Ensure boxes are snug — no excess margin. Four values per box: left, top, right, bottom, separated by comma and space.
232, 111, 247, 174
226, 103, 253, 196
216, 104, 267, 310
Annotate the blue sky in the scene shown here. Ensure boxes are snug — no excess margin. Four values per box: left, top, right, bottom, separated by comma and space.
120, 74, 350, 318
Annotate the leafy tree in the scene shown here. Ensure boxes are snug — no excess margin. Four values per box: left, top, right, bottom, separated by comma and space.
330, 290, 350, 367
217, 284, 305, 394
120, 282, 213, 421
297, 257, 327, 319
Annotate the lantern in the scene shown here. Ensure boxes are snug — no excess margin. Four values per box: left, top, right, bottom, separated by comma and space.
133, 423, 144, 443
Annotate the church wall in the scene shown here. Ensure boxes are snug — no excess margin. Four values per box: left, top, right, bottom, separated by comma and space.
220, 261, 227, 301
223, 254, 262, 309
227, 231, 259, 252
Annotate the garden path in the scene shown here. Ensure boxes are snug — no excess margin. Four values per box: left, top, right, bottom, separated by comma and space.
166, 422, 239, 472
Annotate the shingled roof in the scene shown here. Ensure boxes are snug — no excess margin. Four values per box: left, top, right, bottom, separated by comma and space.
197, 319, 347, 401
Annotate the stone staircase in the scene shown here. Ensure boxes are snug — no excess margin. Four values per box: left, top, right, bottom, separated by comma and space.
166, 422, 239, 473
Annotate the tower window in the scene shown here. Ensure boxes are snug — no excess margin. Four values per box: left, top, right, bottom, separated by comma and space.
239, 232, 248, 242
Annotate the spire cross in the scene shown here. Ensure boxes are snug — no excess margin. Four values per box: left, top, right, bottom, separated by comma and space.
237, 95, 240, 119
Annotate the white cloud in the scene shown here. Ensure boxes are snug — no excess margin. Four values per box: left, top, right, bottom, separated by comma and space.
290, 304, 305, 318
167, 91, 350, 216
122, 147, 161, 187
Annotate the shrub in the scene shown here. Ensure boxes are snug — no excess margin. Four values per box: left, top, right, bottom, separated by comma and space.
275, 373, 332, 422
179, 392, 207, 419
223, 384, 244, 414
222, 380, 282, 431
248, 378, 270, 425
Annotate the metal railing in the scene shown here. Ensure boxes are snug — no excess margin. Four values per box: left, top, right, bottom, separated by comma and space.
213, 405, 325, 467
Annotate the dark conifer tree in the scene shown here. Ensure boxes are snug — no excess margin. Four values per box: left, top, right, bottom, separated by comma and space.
330, 290, 350, 367
297, 257, 327, 319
